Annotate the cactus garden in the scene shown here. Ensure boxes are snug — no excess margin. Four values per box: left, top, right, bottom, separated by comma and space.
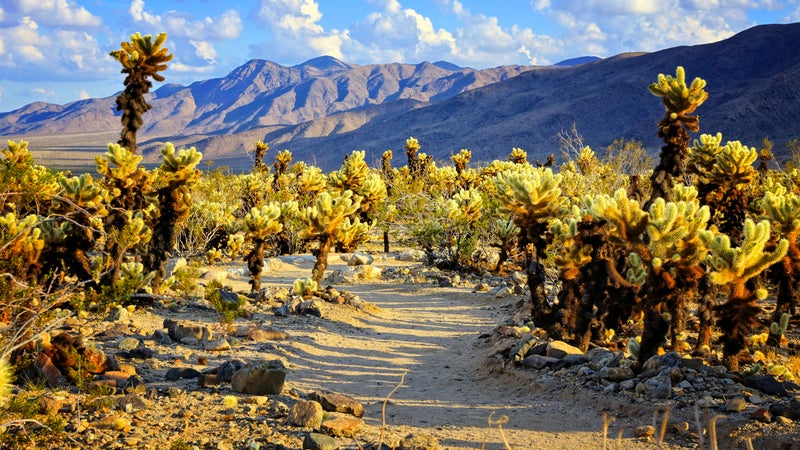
4, 33, 800, 450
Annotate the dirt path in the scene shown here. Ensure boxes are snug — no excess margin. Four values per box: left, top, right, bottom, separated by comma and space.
252, 255, 688, 449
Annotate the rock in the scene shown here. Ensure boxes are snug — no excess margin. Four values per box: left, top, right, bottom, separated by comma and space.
217, 359, 247, 382
605, 365, 635, 382
473, 282, 490, 292
634, 425, 655, 438
347, 252, 374, 266
153, 329, 173, 345
520, 355, 559, 369
725, 396, 747, 412
637, 372, 672, 400
310, 392, 365, 418
198, 374, 220, 387
200, 269, 229, 282
118, 347, 155, 359
510, 334, 538, 362
34, 353, 66, 388
545, 341, 583, 359
164, 319, 213, 343
320, 415, 365, 437
118, 337, 139, 351
397, 250, 425, 262
38, 396, 65, 415
303, 432, 338, 450
289, 400, 324, 429
105, 306, 130, 323
204, 339, 232, 352
744, 375, 788, 397
399, 432, 439, 450
231, 360, 287, 395
750, 408, 772, 423
769, 401, 800, 420
247, 327, 289, 341
165, 368, 202, 381
353, 265, 382, 281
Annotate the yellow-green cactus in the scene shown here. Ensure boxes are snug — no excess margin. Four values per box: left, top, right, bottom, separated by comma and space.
301, 190, 362, 283
227, 233, 246, 259
648, 66, 708, 132
0, 213, 43, 277
701, 219, 787, 292
336, 216, 372, 252
647, 197, 710, 265
245, 203, 284, 240
110, 32, 173, 153
493, 167, 565, 223
329, 150, 369, 191
508, 147, 527, 165
589, 189, 648, 243
293, 277, 318, 299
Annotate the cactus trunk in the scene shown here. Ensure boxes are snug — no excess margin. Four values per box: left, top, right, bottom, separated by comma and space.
312, 234, 335, 285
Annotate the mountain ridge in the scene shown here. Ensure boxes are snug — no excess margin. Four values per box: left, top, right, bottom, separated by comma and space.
2, 22, 799, 171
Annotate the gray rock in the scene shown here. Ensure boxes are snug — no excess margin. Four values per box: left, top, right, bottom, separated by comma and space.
347, 252, 374, 266
520, 354, 559, 369
105, 306, 130, 323
231, 360, 287, 395
165, 368, 202, 381
303, 432, 338, 450
164, 319, 213, 343
118, 337, 140, 351
153, 329, 173, 345
289, 400, 324, 429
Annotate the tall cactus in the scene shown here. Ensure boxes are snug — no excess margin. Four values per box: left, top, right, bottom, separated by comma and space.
143, 144, 202, 291
701, 219, 788, 370
244, 203, 283, 292
647, 66, 708, 205
110, 32, 173, 153
493, 167, 566, 315
301, 190, 361, 284
760, 190, 800, 320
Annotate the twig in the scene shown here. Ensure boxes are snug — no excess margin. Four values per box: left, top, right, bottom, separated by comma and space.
602, 412, 616, 450
657, 406, 670, 446
377, 370, 407, 450
709, 414, 725, 450
483, 411, 513, 450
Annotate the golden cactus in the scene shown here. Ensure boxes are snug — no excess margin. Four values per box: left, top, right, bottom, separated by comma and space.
648, 66, 708, 132
301, 190, 361, 283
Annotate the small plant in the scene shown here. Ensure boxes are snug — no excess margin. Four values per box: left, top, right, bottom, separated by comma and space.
293, 277, 318, 299
767, 312, 790, 347
205, 280, 243, 327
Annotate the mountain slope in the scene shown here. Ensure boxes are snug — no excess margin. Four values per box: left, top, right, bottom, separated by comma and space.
2, 23, 799, 171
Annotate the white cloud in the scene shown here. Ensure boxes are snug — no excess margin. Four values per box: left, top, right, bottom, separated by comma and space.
128, 0, 243, 41
250, 0, 348, 61
31, 87, 55, 97
15, 0, 101, 27
78, 90, 89, 100
190, 40, 218, 65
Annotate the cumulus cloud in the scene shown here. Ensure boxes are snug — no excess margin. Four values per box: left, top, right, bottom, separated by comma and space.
128, 0, 243, 41
249, 0, 348, 61
11, 0, 101, 27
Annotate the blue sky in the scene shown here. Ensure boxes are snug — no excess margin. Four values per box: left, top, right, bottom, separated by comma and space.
0, 0, 796, 112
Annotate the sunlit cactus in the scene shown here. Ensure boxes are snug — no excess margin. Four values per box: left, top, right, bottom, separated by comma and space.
301, 190, 361, 284
759, 190, 800, 319
550, 216, 591, 280
253, 140, 270, 172
493, 167, 566, 312
0, 213, 44, 278
329, 150, 369, 191
451, 149, 471, 175
110, 32, 173, 153
296, 166, 327, 199
490, 218, 520, 273
701, 219, 788, 370
226, 233, 246, 259
244, 202, 283, 292
588, 189, 649, 243
273, 150, 293, 176
336, 216, 372, 253
709, 141, 759, 190
404, 136, 421, 176
354, 173, 388, 220
119, 261, 156, 294
293, 277, 318, 299
508, 147, 527, 165
647, 66, 708, 204
143, 143, 202, 291
446, 188, 483, 225
1, 140, 59, 216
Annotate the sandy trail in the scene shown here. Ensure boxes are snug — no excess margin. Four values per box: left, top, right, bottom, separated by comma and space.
251, 256, 682, 449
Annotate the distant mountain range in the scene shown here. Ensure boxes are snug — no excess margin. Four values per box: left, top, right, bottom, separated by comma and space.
2, 23, 799, 171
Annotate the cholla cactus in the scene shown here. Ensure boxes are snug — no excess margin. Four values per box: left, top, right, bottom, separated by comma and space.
244, 203, 283, 292
490, 218, 520, 273
329, 150, 369, 192
226, 233, 246, 259
336, 217, 372, 253
404, 136, 421, 176
493, 167, 566, 311
296, 166, 327, 200
452, 149, 471, 175
508, 147, 527, 165
647, 66, 708, 204
96, 142, 156, 285
110, 32, 173, 153
292, 277, 318, 299
119, 261, 156, 294
144, 143, 202, 291
589, 188, 649, 244
759, 190, 800, 320
301, 190, 361, 284
0, 357, 12, 407
1, 140, 58, 216
253, 140, 269, 172
0, 213, 44, 279
701, 219, 788, 370
446, 188, 483, 225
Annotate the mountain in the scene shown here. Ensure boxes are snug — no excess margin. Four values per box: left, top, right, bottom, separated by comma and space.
554, 56, 601, 66
2, 23, 800, 171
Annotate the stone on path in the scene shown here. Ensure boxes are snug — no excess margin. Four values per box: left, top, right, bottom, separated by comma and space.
320, 415, 364, 437
289, 400, 324, 429
303, 432, 338, 450
231, 360, 287, 395
309, 391, 365, 418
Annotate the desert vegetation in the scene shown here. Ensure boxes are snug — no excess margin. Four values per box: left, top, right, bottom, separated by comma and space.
3, 32, 800, 448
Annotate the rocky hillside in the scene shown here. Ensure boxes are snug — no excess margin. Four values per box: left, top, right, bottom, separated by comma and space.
2, 23, 799, 171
